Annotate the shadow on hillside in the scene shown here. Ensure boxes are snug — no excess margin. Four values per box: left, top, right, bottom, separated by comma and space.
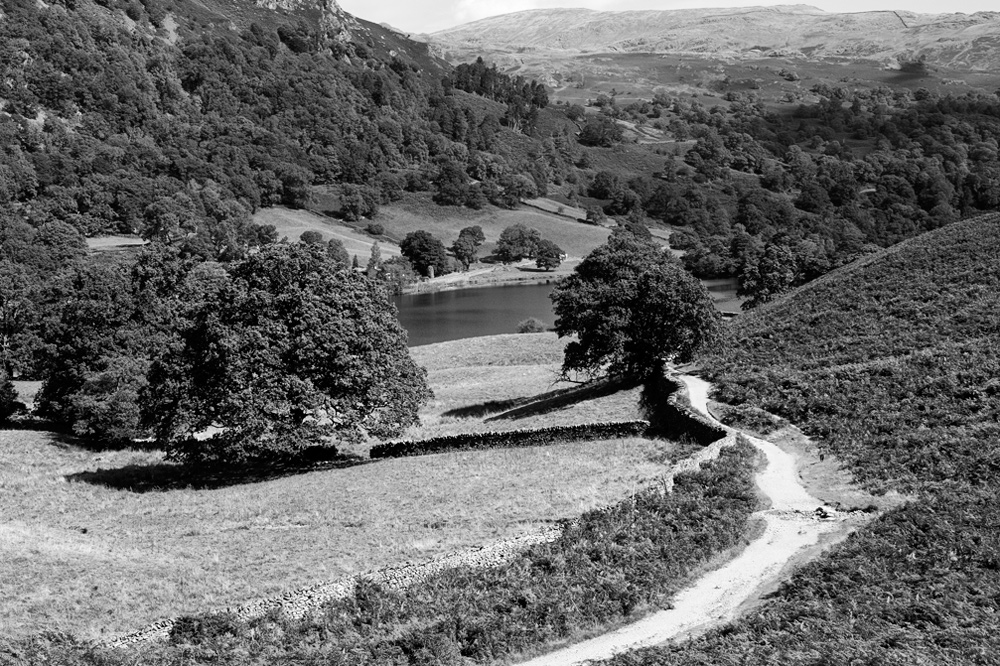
66, 454, 370, 493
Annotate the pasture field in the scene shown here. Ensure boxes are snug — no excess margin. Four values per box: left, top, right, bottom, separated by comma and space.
376, 193, 612, 259
390, 333, 649, 442
85, 236, 149, 252
251, 207, 401, 260
1, 333, 669, 642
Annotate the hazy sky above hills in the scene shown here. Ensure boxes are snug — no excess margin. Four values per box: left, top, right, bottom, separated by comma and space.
338, 0, 998, 34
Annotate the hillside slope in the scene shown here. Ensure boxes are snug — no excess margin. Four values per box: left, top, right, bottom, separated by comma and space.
430, 5, 1000, 71
706, 214, 1000, 491
601, 215, 1000, 664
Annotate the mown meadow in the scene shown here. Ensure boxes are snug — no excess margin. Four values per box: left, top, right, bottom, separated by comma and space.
600, 214, 1000, 665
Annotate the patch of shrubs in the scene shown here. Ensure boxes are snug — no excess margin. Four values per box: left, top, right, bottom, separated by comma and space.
516, 317, 548, 333
369, 421, 651, 459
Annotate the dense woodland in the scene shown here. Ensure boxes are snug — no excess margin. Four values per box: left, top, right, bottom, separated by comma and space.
566, 87, 1000, 304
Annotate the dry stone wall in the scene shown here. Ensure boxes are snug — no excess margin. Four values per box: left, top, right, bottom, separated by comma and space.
370, 420, 650, 459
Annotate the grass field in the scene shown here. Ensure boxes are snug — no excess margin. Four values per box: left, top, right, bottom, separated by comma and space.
1, 334, 670, 642
399, 333, 648, 439
85, 236, 149, 251
251, 207, 401, 261
377, 193, 611, 259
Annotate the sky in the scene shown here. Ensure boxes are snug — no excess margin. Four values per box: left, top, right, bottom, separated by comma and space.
336, 0, 999, 35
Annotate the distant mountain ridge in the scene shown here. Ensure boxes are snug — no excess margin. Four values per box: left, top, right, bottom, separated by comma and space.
428, 4, 1000, 70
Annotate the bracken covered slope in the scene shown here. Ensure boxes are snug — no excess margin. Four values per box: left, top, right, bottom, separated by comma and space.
705, 213, 1000, 492
602, 214, 1000, 665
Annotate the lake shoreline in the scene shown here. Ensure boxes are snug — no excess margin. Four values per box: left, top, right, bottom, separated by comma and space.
401, 268, 745, 314
400, 260, 577, 295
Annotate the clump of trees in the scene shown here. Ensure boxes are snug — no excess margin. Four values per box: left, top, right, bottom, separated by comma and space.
495, 223, 542, 264
401, 230, 450, 277
535, 239, 563, 270
145, 244, 430, 465
447, 57, 549, 132
24, 241, 430, 462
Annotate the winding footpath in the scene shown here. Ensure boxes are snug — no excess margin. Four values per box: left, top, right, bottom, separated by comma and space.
518, 374, 850, 666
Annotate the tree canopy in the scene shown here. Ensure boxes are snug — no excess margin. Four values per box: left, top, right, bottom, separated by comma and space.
451, 225, 486, 270
401, 230, 449, 277
494, 223, 541, 264
535, 239, 563, 271
550, 231, 721, 379
144, 244, 430, 465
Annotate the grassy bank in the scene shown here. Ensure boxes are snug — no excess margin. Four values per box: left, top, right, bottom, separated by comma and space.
401, 333, 645, 441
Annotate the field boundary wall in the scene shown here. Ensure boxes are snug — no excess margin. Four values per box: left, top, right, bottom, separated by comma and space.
369, 420, 650, 459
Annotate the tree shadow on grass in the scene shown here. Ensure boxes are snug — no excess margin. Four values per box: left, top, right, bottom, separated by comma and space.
441, 398, 526, 419
441, 376, 640, 423
488, 375, 640, 422
65, 453, 370, 493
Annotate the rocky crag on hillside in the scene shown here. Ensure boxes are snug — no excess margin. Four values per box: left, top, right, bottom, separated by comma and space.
165, 0, 446, 70
427, 4, 1000, 71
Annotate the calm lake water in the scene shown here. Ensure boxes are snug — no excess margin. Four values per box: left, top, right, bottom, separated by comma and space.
394, 283, 558, 347
394, 278, 742, 347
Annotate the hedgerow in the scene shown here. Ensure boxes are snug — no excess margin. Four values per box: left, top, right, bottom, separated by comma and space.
369, 420, 651, 459
596, 215, 1000, 665
43, 440, 759, 665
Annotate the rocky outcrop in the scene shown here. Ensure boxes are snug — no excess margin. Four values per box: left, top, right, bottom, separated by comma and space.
252, 0, 359, 44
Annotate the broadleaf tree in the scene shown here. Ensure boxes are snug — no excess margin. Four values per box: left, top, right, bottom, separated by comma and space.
737, 242, 798, 309
144, 244, 430, 465
535, 239, 563, 271
495, 223, 541, 264
401, 230, 449, 277
550, 229, 721, 380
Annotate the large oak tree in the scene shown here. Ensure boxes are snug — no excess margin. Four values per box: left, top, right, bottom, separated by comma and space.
550, 229, 721, 380
144, 244, 430, 465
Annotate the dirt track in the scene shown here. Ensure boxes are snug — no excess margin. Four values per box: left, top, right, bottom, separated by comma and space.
517, 374, 858, 666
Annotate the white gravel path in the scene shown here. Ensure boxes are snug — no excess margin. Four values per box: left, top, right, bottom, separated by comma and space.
517, 374, 844, 666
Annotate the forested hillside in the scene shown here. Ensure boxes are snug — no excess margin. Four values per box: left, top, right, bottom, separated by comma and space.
603, 215, 1000, 664
0, 0, 556, 445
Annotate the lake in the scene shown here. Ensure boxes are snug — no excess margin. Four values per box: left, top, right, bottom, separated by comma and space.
394, 283, 559, 347
394, 278, 742, 347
